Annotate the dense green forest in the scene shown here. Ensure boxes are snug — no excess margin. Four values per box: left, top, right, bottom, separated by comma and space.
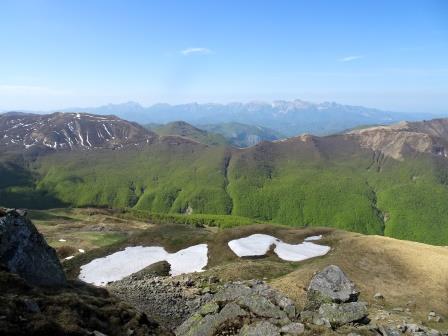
1, 137, 448, 246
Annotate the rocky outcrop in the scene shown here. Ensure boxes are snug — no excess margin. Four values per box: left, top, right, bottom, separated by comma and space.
0, 265, 168, 336
175, 280, 299, 336
347, 119, 448, 160
302, 265, 368, 328
0, 208, 168, 336
0, 208, 66, 287
108, 263, 447, 335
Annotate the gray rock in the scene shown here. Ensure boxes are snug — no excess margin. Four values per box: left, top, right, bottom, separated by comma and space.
176, 281, 299, 335
199, 302, 220, 316
428, 311, 443, 323
176, 302, 247, 336
239, 321, 280, 336
126, 260, 171, 280
237, 294, 287, 319
306, 265, 359, 310
379, 325, 402, 336
0, 209, 66, 287
280, 322, 305, 335
318, 302, 368, 328
374, 293, 385, 300
213, 283, 253, 302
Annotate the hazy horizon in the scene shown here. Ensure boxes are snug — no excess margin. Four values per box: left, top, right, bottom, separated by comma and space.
1, 97, 446, 116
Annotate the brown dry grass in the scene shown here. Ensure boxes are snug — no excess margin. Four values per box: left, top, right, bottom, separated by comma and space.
271, 230, 448, 326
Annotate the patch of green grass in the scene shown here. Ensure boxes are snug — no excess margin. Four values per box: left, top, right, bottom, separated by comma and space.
121, 209, 263, 228
77, 232, 127, 247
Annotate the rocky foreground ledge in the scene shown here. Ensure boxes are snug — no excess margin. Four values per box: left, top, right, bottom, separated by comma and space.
0, 208, 66, 287
0, 208, 168, 336
111, 263, 447, 336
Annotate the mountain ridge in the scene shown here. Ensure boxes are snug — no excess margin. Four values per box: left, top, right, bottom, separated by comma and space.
0, 111, 157, 151
18, 99, 440, 136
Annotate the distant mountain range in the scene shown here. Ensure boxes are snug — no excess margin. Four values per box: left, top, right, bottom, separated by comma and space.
56, 100, 439, 136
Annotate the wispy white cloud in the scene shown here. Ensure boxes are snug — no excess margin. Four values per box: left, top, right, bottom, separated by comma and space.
339, 55, 363, 62
181, 47, 213, 56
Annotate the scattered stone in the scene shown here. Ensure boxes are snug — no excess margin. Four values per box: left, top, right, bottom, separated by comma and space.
0, 209, 66, 287
93, 331, 108, 336
392, 307, 404, 313
428, 311, 443, 323
374, 293, 385, 300
379, 325, 402, 336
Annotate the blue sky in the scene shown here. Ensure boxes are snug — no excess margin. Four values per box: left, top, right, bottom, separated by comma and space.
0, 0, 447, 112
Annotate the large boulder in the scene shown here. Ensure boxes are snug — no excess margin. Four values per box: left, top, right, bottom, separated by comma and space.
305, 265, 359, 310
302, 265, 368, 329
0, 209, 66, 287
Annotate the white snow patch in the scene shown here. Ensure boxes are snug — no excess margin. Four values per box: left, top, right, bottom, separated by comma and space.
79, 244, 208, 286
227, 234, 280, 257
274, 241, 330, 261
59, 239, 67, 242
304, 235, 322, 241
78, 249, 85, 253
228, 234, 330, 262
65, 256, 75, 260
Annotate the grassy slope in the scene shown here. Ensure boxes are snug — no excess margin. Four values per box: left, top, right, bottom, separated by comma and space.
34, 142, 232, 214
2, 135, 448, 245
148, 121, 228, 146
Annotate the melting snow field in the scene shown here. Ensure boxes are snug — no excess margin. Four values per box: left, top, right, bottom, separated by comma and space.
304, 235, 322, 241
228, 234, 330, 262
79, 244, 208, 286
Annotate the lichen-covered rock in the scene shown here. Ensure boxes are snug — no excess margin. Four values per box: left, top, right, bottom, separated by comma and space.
237, 294, 287, 319
318, 302, 368, 328
175, 281, 298, 336
0, 209, 66, 287
306, 265, 359, 310
379, 325, 402, 336
280, 322, 305, 335
176, 302, 247, 336
239, 321, 280, 336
